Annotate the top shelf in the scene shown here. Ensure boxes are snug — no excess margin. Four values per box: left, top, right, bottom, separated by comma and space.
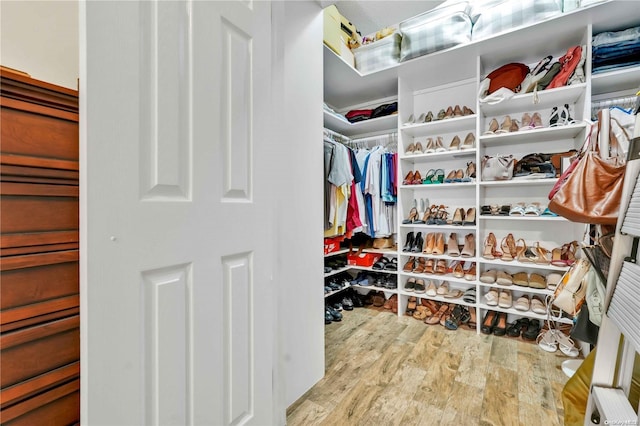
323, 1, 640, 109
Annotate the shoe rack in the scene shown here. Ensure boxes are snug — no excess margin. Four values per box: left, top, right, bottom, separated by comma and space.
323, 1, 640, 336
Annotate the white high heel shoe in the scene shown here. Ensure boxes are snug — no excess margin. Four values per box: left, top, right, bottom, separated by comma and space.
403, 114, 415, 126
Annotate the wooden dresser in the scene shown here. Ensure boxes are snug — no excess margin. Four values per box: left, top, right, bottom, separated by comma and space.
1, 69, 80, 425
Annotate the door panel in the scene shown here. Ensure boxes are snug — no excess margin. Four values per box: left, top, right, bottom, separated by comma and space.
81, 1, 273, 424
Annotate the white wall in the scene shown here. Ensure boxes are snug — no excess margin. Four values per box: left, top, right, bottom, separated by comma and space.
272, 0, 325, 411
1, 0, 78, 89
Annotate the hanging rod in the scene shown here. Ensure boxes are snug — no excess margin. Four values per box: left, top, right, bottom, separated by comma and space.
350, 132, 397, 144
592, 95, 638, 111
323, 127, 350, 143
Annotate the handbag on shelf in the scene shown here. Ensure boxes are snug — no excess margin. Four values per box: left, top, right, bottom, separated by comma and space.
513, 153, 556, 178
552, 258, 590, 316
481, 155, 515, 181
485, 62, 530, 94
547, 45, 583, 89
548, 112, 627, 225
372, 236, 394, 249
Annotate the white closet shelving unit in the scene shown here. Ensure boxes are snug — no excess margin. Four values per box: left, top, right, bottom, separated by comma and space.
323, 0, 640, 329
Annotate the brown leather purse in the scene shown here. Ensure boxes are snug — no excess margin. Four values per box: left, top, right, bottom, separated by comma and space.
548, 112, 627, 225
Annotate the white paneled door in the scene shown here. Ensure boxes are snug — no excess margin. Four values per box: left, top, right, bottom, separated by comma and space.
81, 1, 275, 424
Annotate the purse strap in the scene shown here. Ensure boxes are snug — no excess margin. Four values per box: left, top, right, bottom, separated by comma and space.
594, 110, 626, 164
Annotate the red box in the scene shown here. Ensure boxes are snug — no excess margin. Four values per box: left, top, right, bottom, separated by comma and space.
347, 252, 382, 267
324, 237, 342, 255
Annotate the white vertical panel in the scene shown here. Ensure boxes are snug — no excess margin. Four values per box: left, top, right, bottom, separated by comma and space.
143, 264, 191, 426
221, 18, 252, 202
139, 0, 192, 201
222, 253, 253, 425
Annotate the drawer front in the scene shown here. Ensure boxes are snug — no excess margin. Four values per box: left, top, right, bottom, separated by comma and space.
1, 261, 78, 310
1, 316, 80, 389
1, 379, 79, 425
1, 107, 78, 163
0, 196, 78, 234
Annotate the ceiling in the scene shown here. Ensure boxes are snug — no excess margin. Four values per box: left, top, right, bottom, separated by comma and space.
319, 1, 446, 36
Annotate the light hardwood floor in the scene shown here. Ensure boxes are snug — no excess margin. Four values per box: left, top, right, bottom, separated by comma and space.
287, 306, 575, 426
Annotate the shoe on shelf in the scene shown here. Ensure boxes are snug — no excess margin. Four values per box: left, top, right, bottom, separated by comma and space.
423, 232, 436, 254
485, 118, 499, 134
424, 138, 436, 153
453, 105, 463, 117
498, 289, 512, 308
413, 257, 427, 274
462, 162, 476, 182
452, 207, 465, 225
463, 106, 474, 116
461, 132, 475, 150
424, 111, 433, 122
425, 280, 437, 296
531, 112, 543, 129
414, 141, 424, 155
496, 115, 512, 134
479, 269, 497, 284
464, 262, 476, 281
496, 271, 513, 286
462, 207, 476, 225
402, 171, 415, 185
414, 279, 426, 294
435, 136, 447, 152
481, 310, 498, 334
406, 143, 416, 154
403, 257, 416, 272
412, 170, 423, 185
493, 312, 508, 336
402, 207, 418, 224
411, 232, 423, 253
404, 277, 416, 292
448, 135, 461, 150
521, 112, 532, 130
403, 232, 415, 251
437, 109, 446, 120
444, 106, 454, 119
444, 170, 457, 183
432, 233, 446, 255
461, 233, 475, 257
452, 261, 465, 278
447, 233, 460, 257
403, 114, 416, 126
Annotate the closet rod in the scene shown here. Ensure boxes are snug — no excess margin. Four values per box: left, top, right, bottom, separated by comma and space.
323, 127, 350, 143
592, 94, 638, 111
350, 132, 397, 144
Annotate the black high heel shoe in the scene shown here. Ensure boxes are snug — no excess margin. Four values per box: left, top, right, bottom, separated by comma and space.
411, 232, 423, 253
403, 232, 415, 252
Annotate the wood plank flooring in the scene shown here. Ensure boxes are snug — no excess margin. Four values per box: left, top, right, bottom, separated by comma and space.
287, 306, 575, 426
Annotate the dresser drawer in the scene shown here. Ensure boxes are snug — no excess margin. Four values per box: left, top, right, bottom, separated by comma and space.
1, 378, 79, 425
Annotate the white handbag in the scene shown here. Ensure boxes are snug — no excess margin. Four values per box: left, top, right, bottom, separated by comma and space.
552, 258, 590, 316
481, 155, 515, 181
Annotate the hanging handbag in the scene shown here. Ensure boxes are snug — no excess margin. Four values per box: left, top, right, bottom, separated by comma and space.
552, 258, 590, 316
481, 155, 515, 181
570, 308, 599, 346
548, 112, 627, 225
584, 265, 606, 326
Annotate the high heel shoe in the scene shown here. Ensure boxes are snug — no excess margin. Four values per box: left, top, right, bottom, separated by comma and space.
424, 259, 435, 274
403, 232, 415, 252
403, 114, 415, 126
443, 106, 454, 119
403, 256, 416, 272
412, 170, 423, 185
551, 247, 565, 266
461, 133, 475, 150
437, 109, 446, 120
402, 207, 418, 224
413, 257, 427, 274
534, 242, 551, 264
435, 259, 447, 274
447, 233, 460, 257
411, 232, 423, 253
426, 205, 439, 225
448, 135, 461, 150
433, 169, 445, 184
501, 233, 517, 261
463, 207, 476, 225
424, 111, 433, 122
432, 233, 445, 255
563, 241, 578, 265
483, 232, 499, 260
424, 138, 436, 153
435, 136, 447, 152
464, 262, 476, 281
463, 106, 474, 116
509, 118, 519, 132
444, 170, 457, 183
423, 232, 435, 254
521, 112, 532, 130
413, 141, 424, 154
453, 105, 463, 117
515, 238, 528, 262
435, 205, 449, 225
485, 118, 499, 134
461, 233, 475, 257
403, 171, 415, 185
452, 261, 464, 278
422, 169, 436, 184
462, 162, 476, 182
452, 207, 465, 225
406, 143, 416, 154
496, 115, 512, 134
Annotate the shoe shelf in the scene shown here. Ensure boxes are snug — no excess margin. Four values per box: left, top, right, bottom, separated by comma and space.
323, 110, 397, 137
362, 248, 398, 255
399, 149, 476, 162
399, 182, 476, 190
400, 271, 476, 285
400, 252, 477, 263
324, 287, 350, 299
399, 291, 476, 309
479, 123, 587, 147
401, 115, 476, 137
478, 178, 558, 187
400, 224, 477, 231
351, 284, 397, 293
478, 281, 552, 296
324, 248, 350, 258
479, 258, 569, 272
479, 215, 567, 222
479, 84, 587, 117
324, 266, 351, 278
477, 303, 573, 325
348, 265, 399, 275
